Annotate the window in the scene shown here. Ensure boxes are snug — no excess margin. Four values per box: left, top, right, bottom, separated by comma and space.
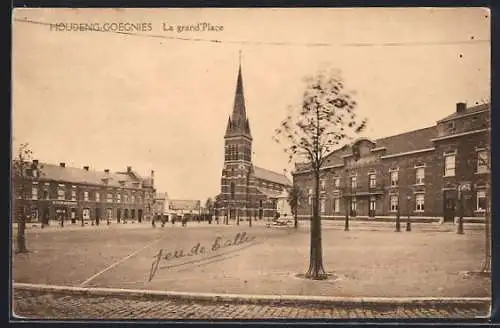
390, 171, 399, 186
370, 197, 376, 211
106, 208, 113, 219
320, 179, 326, 190
31, 184, 38, 200
84, 191, 89, 201
477, 150, 489, 173
95, 192, 100, 202
43, 183, 49, 200
416, 168, 425, 185
138, 196, 142, 204
71, 187, 77, 201
230, 182, 235, 199
107, 193, 113, 203
124, 194, 129, 203
308, 189, 312, 205
390, 195, 399, 212
415, 194, 425, 212
131, 195, 135, 203
477, 191, 486, 212
320, 199, 326, 214
83, 208, 90, 220
333, 197, 340, 213
117, 194, 121, 203
444, 154, 456, 177
351, 197, 357, 211
369, 174, 376, 188
334, 178, 340, 188
350, 176, 357, 189
57, 188, 65, 200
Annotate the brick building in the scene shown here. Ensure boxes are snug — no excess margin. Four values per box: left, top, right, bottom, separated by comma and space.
12, 161, 156, 225
215, 63, 291, 221
293, 102, 490, 222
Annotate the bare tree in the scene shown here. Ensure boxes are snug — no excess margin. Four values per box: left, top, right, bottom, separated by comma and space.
12, 143, 43, 253
274, 68, 367, 280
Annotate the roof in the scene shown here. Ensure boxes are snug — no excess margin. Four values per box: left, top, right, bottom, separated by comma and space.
225, 64, 252, 139
295, 126, 438, 173
27, 162, 144, 189
253, 166, 292, 186
256, 187, 284, 199
169, 199, 200, 211
155, 192, 168, 200
437, 103, 490, 123
375, 126, 438, 155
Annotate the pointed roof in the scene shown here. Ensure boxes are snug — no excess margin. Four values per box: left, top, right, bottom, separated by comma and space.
225, 63, 252, 139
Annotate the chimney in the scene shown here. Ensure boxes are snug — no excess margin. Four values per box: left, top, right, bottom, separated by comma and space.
104, 169, 110, 174
59, 162, 65, 168
33, 160, 39, 167
151, 170, 155, 178
127, 166, 132, 173
456, 102, 467, 113
83, 166, 89, 171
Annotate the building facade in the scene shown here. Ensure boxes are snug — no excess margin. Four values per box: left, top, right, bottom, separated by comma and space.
12, 161, 156, 225
293, 102, 490, 222
215, 63, 292, 220
168, 199, 201, 220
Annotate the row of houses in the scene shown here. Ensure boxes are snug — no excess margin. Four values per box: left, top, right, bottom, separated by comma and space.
12, 161, 157, 224
293, 102, 491, 221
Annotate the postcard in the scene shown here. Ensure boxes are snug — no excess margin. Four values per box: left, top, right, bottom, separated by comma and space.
11, 7, 491, 321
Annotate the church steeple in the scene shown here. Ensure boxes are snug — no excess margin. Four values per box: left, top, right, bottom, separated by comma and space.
225, 54, 252, 139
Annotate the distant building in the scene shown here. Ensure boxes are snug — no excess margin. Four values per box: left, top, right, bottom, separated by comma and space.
168, 199, 201, 219
154, 192, 169, 216
215, 62, 292, 220
12, 162, 156, 225
293, 102, 490, 221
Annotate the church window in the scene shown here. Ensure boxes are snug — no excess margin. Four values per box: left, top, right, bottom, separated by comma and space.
230, 182, 235, 199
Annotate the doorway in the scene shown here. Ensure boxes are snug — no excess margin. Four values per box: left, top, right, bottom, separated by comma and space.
443, 190, 456, 222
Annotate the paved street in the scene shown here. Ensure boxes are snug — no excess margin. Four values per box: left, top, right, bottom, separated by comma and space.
12, 289, 489, 320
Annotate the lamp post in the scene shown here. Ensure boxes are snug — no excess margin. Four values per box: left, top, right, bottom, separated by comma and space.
344, 196, 350, 232
457, 183, 470, 235
406, 195, 412, 232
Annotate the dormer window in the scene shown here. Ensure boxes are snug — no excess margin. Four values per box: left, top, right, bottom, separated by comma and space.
447, 121, 455, 131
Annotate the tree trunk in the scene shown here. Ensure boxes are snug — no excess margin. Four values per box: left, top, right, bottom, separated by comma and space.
16, 204, 28, 253
482, 187, 491, 272
305, 169, 327, 280
294, 206, 298, 229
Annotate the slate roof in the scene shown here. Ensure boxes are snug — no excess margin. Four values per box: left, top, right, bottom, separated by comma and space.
253, 166, 292, 186
295, 126, 438, 173
375, 126, 438, 155
256, 187, 284, 199
155, 192, 168, 200
21, 162, 146, 189
168, 199, 201, 211
437, 103, 490, 123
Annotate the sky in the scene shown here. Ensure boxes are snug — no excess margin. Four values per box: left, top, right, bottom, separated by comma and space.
12, 8, 490, 201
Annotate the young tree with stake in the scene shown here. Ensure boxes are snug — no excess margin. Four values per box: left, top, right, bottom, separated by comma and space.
274, 68, 367, 280
287, 184, 304, 229
12, 143, 42, 253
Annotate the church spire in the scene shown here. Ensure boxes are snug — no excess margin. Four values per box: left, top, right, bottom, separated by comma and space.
225, 52, 252, 139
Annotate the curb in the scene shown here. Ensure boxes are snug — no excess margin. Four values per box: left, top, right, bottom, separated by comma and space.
13, 283, 490, 308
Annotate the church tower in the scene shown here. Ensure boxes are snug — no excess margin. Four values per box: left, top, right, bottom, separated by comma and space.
220, 59, 255, 220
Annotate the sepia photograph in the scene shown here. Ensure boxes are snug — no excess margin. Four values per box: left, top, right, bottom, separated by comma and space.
11, 7, 491, 320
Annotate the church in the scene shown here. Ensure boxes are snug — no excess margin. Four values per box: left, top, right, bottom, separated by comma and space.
214, 62, 292, 221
